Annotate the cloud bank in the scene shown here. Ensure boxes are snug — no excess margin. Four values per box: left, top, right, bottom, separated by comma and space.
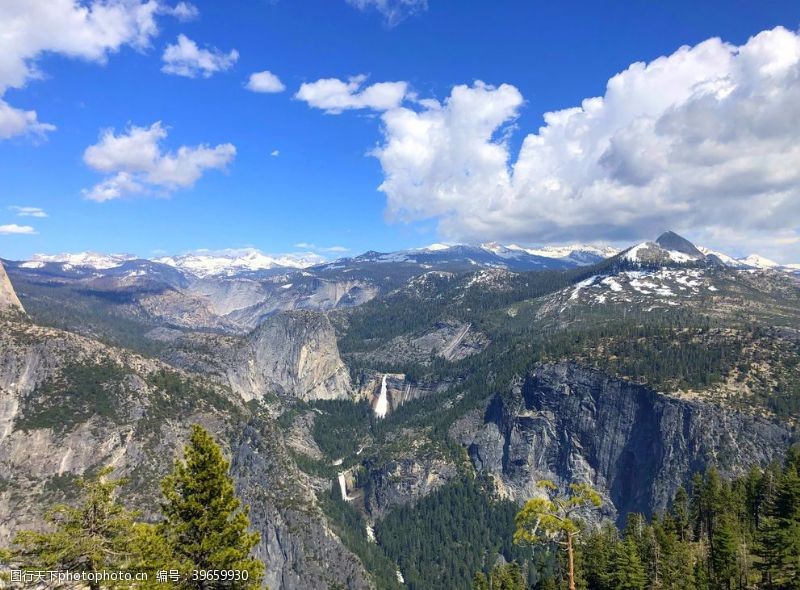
83, 122, 236, 201
318, 27, 800, 260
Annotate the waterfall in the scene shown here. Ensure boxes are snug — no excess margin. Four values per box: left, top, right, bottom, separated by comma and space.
374, 373, 389, 418
337, 472, 351, 501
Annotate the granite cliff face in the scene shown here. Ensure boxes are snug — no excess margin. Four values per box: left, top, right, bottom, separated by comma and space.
0, 261, 23, 313
362, 454, 458, 519
232, 422, 374, 590
461, 362, 792, 521
227, 310, 353, 402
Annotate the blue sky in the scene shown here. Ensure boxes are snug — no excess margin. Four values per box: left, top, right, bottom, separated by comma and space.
2, 0, 800, 261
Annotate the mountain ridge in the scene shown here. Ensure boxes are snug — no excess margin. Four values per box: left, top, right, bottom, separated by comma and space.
8, 232, 798, 279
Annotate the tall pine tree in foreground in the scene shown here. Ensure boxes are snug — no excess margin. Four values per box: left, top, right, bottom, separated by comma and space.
514, 480, 602, 590
160, 424, 264, 589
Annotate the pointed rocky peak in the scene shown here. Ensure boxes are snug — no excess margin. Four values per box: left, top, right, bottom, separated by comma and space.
0, 260, 25, 313
655, 231, 704, 258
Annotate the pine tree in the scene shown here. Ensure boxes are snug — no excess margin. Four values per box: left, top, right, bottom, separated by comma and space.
709, 513, 737, 590
609, 538, 646, 590
757, 450, 800, 589
160, 425, 264, 589
672, 486, 691, 542
514, 481, 602, 590
581, 523, 617, 590
12, 467, 139, 590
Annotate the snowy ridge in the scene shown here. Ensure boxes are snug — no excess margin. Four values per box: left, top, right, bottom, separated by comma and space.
21, 252, 136, 270
153, 248, 326, 277
11, 232, 800, 278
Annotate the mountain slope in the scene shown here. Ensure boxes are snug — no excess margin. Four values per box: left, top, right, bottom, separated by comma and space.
0, 310, 376, 589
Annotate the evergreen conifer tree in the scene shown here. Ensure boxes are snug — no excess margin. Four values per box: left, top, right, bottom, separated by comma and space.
12, 467, 139, 590
160, 425, 264, 589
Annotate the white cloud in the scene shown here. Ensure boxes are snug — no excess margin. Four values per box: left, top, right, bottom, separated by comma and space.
83, 121, 236, 201
0, 0, 176, 140
270, 150, 280, 157
364, 27, 800, 262
296, 75, 408, 113
161, 34, 238, 78
160, 1, 198, 21
0, 224, 36, 235
0, 100, 56, 139
9, 206, 47, 218
246, 70, 285, 93
346, 0, 428, 26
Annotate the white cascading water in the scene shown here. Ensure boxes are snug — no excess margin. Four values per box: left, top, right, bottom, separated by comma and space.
374, 373, 389, 418
337, 472, 351, 502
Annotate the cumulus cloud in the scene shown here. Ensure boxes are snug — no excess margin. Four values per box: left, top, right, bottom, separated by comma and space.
83, 121, 236, 202
270, 150, 280, 157
346, 0, 428, 26
9, 206, 47, 218
0, 0, 186, 140
161, 34, 238, 78
363, 27, 800, 261
296, 75, 408, 113
0, 224, 36, 235
246, 70, 285, 93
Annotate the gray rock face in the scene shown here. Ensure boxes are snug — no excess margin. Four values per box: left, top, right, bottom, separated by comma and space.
222, 277, 379, 330
227, 311, 352, 402
363, 454, 457, 519
357, 321, 489, 367
232, 422, 373, 590
0, 261, 24, 312
462, 362, 792, 521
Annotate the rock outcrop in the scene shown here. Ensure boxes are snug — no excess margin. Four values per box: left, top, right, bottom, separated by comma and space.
460, 362, 792, 522
0, 261, 24, 312
363, 454, 458, 519
228, 311, 352, 402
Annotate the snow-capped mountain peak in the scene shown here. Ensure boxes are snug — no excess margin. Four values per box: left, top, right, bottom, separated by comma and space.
153, 248, 326, 278
739, 254, 780, 269
622, 233, 706, 265
20, 252, 136, 270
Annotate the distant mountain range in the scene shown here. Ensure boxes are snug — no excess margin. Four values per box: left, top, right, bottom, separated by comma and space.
7, 233, 798, 279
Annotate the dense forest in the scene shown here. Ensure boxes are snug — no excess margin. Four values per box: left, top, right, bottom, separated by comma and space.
475, 448, 800, 590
